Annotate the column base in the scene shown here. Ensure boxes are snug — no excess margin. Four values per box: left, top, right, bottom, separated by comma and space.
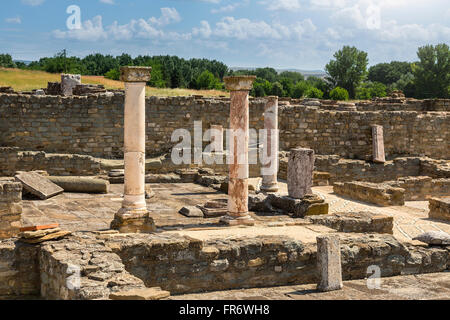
111, 208, 156, 234
220, 214, 255, 226
260, 183, 279, 193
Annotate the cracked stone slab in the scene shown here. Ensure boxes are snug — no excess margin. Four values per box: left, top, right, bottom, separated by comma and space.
15, 172, 64, 200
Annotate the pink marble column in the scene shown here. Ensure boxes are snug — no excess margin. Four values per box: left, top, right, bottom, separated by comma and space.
221, 76, 256, 226
111, 66, 155, 233
261, 96, 279, 192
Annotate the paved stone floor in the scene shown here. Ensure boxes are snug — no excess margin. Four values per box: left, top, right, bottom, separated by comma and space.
20, 181, 450, 244
169, 272, 450, 300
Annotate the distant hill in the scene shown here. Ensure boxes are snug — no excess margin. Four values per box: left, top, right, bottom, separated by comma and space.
13, 60, 32, 65
231, 67, 327, 79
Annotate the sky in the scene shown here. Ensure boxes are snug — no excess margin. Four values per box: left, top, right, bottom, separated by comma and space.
1, 0, 449, 70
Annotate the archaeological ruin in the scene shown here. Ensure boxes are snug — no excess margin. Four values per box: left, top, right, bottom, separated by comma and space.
0, 69, 449, 301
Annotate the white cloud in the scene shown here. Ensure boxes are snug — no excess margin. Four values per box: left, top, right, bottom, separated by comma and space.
148, 7, 181, 26
21, 0, 44, 6
53, 15, 107, 41
99, 0, 115, 4
52, 8, 187, 42
5, 17, 22, 24
196, 16, 317, 41
192, 21, 212, 38
260, 0, 301, 11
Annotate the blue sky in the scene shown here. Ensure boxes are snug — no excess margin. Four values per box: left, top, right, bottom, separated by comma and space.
1, 0, 449, 70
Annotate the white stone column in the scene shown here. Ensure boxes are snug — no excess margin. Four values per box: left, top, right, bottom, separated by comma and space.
111, 66, 155, 233
372, 125, 386, 163
221, 76, 256, 226
210, 125, 224, 153
261, 96, 279, 192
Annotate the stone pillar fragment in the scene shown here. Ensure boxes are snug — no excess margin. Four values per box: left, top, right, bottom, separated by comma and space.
0, 180, 23, 239
210, 125, 224, 153
221, 76, 256, 226
287, 148, 315, 199
372, 125, 386, 163
111, 67, 155, 233
317, 235, 343, 292
261, 96, 279, 192
61, 74, 81, 96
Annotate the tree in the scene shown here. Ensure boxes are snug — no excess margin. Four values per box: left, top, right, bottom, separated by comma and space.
368, 61, 412, 85
292, 81, 311, 98
356, 82, 387, 100
279, 71, 304, 83
271, 82, 284, 97
196, 70, 220, 90
0, 54, 16, 68
414, 43, 450, 98
329, 87, 349, 100
325, 46, 368, 98
390, 72, 415, 97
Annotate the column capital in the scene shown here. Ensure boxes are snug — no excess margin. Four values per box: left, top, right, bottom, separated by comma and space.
120, 66, 152, 82
224, 76, 256, 91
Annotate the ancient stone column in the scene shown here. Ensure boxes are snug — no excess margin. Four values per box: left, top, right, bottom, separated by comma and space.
288, 148, 315, 199
317, 235, 343, 292
221, 76, 256, 226
111, 67, 155, 233
210, 125, 224, 153
261, 96, 279, 192
372, 125, 386, 163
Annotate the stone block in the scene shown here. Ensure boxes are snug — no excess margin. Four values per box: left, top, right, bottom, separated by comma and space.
15, 172, 63, 200
333, 181, 405, 206
309, 212, 394, 234
120, 66, 152, 82
288, 148, 315, 199
61, 74, 81, 96
109, 287, 170, 300
179, 206, 204, 218
428, 197, 450, 221
317, 235, 343, 292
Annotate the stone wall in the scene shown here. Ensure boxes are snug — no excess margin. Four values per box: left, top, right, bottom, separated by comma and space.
333, 181, 405, 206
388, 177, 450, 201
0, 239, 40, 297
0, 232, 448, 299
111, 233, 448, 295
0, 180, 22, 239
1, 93, 449, 160
429, 197, 450, 221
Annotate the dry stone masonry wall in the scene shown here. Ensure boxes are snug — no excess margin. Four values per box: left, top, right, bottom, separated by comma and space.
1, 93, 448, 160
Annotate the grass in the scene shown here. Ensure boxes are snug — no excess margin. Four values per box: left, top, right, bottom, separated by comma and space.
0, 68, 229, 97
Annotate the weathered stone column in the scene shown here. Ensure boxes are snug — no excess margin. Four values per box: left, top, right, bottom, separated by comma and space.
111, 67, 155, 233
288, 148, 315, 199
372, 125, 385, 163
261, 96, 279, 192
221, 76, 256, 226
317, 235, 343, 292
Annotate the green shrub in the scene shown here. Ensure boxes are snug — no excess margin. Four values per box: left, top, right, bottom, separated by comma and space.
105, 68, 120, 80
329, 87, 349, 100
305, 87, 323, 99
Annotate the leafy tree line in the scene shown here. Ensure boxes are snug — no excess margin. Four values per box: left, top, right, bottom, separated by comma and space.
1, 42, 448, 99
